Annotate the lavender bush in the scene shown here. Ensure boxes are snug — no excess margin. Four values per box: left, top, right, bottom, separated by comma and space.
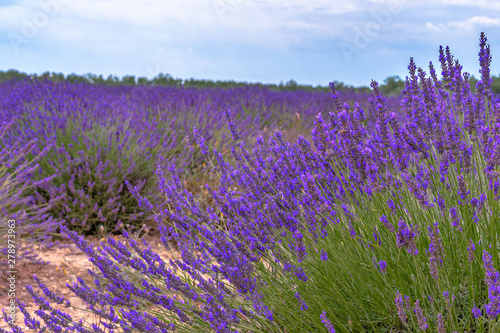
5, 33, 500, 332
0, 121, 62, 265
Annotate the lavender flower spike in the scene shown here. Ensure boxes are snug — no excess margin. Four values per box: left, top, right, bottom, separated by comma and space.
320, 311, 335, 333
224, 107, 240, 141
395, 291, 407, 322
483, 251, 500, 318
414, 300, 428, 330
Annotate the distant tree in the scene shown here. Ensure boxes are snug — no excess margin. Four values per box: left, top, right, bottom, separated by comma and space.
380, 76, 405, 96
137, 77, 149, 85
122, 75, 136, 86
491, 75, 500, 95
285, 79, 298, 90
0, 69, 26, 82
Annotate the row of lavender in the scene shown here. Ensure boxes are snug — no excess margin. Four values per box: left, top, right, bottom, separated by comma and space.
0, 79, 399, 248
4, 34, 500, 332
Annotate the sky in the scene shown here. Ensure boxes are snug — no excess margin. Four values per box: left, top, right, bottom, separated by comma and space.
0, 0, 499, 87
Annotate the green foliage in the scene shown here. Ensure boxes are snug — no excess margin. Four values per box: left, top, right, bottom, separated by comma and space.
380, 76, 405, 96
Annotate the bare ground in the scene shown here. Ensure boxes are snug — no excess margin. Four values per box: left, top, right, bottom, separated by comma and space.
0, 233, 180, 332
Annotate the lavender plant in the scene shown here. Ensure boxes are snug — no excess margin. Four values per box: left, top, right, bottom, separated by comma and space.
7, 33, 500, 333
0, 121, 62, 265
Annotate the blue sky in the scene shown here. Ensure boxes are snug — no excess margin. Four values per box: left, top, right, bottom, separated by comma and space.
0, 0, 499, 87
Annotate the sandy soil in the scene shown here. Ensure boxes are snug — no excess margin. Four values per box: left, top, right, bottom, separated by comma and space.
0, 233, 180, 332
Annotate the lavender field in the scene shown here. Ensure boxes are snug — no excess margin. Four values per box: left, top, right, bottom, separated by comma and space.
0, 77, 400, 240
1, 33, 500, 332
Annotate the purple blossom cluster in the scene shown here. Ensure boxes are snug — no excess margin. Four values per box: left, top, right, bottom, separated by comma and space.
320, 311, 335, 333
413, 300, 428, 330
395, 291, 407, 323
483, 251, 500, 318
396, 219, 418, 256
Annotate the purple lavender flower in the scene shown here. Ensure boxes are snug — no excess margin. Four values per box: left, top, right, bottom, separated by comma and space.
348, 220, 356, 238
435, 195, 446, 212
404, 295, 412, 312
294, 292, 308, 311
442, 291, 455, 315
373, 227, 382, 245
387, 199, 397, 213
193, 126, 208, 155
436, 313, 445, 333
483, 251, 500, 318
472, 305, 482, 318
224, 108, 240, 141
429, 256, 439, 280
312, 113, 329, 154
457, 175, 469, 200
125, 180, 153, 212
378, 260, 387, 274
467, 240, 475, 263
471, 193, 487, 223
476, 32, 493, 101
320, 249, 328, 261
414, 300, 428, 330
427, 224, 443, 258
395, 291, 407, 322
329, 82, 343, 114
450, 207, 461, 231
33, 275, 70, 308
427, 224, 443, 279
396, 219, 418, 256
320, 311, 335, 333
292, 230, 307, 263
380, 214, 395, 232
15, 300, 44, 331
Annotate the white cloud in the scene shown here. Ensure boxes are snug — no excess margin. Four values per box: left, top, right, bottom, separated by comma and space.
425, 22, 444, 32
449, 16, 500, 28
0, 4, 42, 30
426, 15, 500, 32
439, 0, 500, 10
1, 0, 500, 85
0, 0, 367, 58
265, 0, 361, 15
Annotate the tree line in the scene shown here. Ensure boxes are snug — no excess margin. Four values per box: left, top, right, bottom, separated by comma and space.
0, 69, 498, 96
